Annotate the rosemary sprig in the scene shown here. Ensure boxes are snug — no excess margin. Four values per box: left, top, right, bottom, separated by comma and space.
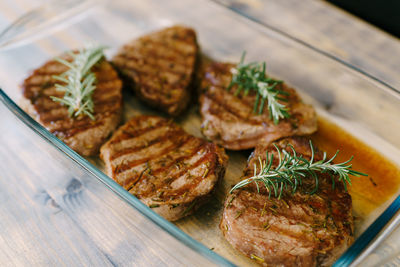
50, 44, 107, 120
230, 140, 367, 198
228, 52, 290, 124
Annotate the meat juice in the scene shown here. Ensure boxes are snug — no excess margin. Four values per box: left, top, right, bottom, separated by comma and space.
311, 117, 400, 219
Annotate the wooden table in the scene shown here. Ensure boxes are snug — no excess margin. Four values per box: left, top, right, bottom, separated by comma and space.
0, 0, 399, 266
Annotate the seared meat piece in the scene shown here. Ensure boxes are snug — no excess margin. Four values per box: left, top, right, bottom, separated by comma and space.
100, 115, 228, 221
199, 62, 317, 150
112, 25, 199, 116
21, 56, 123, 157
221, 137, 354, 266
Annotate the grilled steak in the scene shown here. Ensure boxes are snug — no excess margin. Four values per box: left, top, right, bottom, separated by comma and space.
221, 137, 354, 266
21, 56, 123, 156
100, 115, 228, 221
112, 25, 199, 116
199, 62, 317, 150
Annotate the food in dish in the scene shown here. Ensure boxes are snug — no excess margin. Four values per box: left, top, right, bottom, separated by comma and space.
100, 115, 227, 221
18, 23, 368, 265
112, 25, 199, 116
21, 47, 123, 156
199, 61, 317, 150
221, 137, 354, 266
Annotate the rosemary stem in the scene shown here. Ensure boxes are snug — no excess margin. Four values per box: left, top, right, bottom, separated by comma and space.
51, 44, 106, 120
229, 52, 289, 124
230, 140, 367, 197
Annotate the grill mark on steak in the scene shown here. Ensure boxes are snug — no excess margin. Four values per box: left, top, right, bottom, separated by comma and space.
203, 90, 262, 125
112, 25, 199, 116
123, 67, 187, 87
114, 137, 204, 189
220, 137, 354, 266
117, 53, 192, 75
117, 138, 204, 191
200, 62, 317, 150
119, 37, 196, 58
149, 143, 204, 176
108, 119, 169, 145
204, 83, 264, 108
100, 115, 228, 221
109, 128, 184, 161
58, 121, 106, 139
34, 81, 120, 100
131, 151, 215, 199
21, 54, 123, 156
122, 69, 186, 98
114, 135, 190, 174
39, 98, 120, 124
24, 74, 118, 87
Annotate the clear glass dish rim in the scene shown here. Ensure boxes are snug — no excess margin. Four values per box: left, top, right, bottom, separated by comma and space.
1, 1, 400, 265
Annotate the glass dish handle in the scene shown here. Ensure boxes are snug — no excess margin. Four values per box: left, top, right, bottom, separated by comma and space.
0, 0, 106, 51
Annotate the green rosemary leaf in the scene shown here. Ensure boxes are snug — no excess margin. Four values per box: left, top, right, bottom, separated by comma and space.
50, 44, 107, 120
53, 76, 69, 84
230, 140, 367, 197
228, 52, 290, 124
55, 58, 74, 69
49, 96, 69, 106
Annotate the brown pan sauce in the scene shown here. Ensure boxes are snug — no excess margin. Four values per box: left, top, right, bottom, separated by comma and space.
310, 117, 400, 218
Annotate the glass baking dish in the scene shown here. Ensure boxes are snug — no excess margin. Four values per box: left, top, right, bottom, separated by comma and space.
1, 0, 400, 265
